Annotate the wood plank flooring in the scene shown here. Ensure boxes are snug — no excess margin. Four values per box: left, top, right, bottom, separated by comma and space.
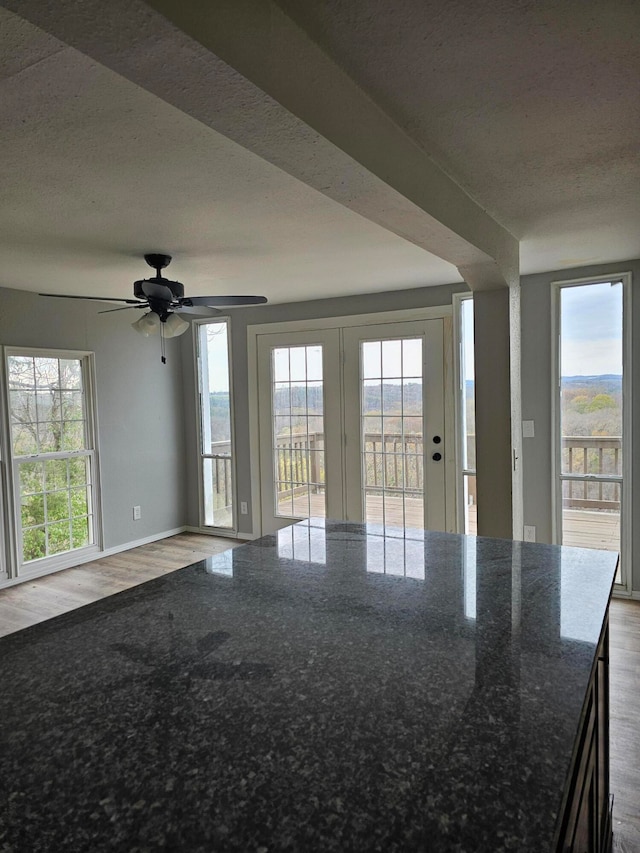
610, 599, 640, 853
0, 533, 238, 639
0, 532, 638, 851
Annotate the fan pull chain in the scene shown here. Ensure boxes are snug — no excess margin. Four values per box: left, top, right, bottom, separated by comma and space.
160, 323, 167, 364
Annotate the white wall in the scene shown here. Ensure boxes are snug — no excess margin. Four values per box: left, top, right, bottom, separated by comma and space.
0, 286, 187, 559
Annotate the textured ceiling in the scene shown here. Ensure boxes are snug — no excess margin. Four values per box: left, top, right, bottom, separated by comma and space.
1, 0, 639, 304
276, 0, 640, 272
0, 8, 458, 302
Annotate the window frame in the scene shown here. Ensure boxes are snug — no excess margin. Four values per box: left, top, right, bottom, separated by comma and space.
2, 347, 103, 579
193, 317, 237, 534
551, 272, 632, 592
453, 292, 476, 535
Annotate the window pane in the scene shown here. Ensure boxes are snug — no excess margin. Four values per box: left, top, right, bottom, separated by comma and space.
382, 340, 402, 378
461, 299, 476, 472
47, 521, 71, 555
8, 352, 95, 567
198, 322, 234, 529
559, 282, 623, 570
464, 474, 477, 535
202, 457, 233, 529
10, 390, 36, 423
72, 517, 91, 549
38, 422, 62, 454
8, 356, 35, 389
34, 358, 60, 388
20, 462, 44, 495
402, 339, 422, 378
45, 459, 68, 491
22, 526, 46, 562
273, 348, 290, 382
272, 345, 326, 519
59, 360, 82, 389
362, 338, 423, 531
12, 424, 38, 455
362, 342, 381, 379
70, 487, 89, 518
46, 491, 69, 522
62, 421, 86, 451
22, 494, 45, 527
69, 456, 90, 486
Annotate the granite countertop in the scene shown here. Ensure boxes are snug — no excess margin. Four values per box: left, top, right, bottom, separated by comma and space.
0, 520, 617, 852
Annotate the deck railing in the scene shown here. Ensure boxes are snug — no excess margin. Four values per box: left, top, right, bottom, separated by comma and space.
206, 434, 623, 514
562, 435, 622, 510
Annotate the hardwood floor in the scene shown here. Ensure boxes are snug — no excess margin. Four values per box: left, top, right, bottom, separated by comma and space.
0, 532, 638, 850
610, 599, 640, 852
0, 533, 238, 639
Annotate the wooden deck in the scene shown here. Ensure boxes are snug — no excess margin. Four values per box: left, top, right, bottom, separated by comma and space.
284, 493, 620, 553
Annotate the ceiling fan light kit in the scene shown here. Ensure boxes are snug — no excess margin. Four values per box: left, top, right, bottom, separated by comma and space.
132, 311, 161, 337
39, 253, 267, 363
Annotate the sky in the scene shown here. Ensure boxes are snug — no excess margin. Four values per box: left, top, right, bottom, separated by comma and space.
204, 322, 230, 393
203, 282, 623, 395
461, 284, 622, 378
560, 281, 622, 376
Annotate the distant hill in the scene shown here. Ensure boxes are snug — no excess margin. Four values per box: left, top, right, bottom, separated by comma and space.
561, 375, 622, 395
562, 374, 622, 383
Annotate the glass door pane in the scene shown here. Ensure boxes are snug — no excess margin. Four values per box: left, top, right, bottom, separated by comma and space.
361, 338, 424, 528
272, 344, 326, 519
257, 328, 342, 535
559, 282, 623, 579
343, 318, 447, 532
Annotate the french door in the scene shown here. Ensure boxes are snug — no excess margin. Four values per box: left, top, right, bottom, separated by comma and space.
256, 318, 448, 534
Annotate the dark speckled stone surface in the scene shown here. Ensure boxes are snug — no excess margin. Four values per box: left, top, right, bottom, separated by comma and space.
0, 520, 617, 852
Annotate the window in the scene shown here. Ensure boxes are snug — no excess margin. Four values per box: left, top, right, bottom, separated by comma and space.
6, 350, 99, 570
554, 277, 630, 586
456, 295, 477, 535
196, 320, 235, 529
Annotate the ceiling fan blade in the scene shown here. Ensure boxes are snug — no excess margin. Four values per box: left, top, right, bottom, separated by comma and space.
181, 295, 267, 307
39, 293, 142, 304
175, 305, 221, 317
98, 304, 148, 314
140, 279, 174, 302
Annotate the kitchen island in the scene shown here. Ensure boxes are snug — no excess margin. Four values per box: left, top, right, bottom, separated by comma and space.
0, 520, 617, 852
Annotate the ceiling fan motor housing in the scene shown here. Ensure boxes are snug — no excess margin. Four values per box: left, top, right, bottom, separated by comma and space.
134, 278, 184, 301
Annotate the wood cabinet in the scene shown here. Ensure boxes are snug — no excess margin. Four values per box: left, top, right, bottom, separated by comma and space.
557, 616, 612, 853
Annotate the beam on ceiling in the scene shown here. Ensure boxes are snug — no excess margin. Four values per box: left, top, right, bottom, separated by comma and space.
2, 0, 518, 287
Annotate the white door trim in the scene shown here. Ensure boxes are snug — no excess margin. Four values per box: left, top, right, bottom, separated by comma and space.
550, 271, 632, 592
248, 306, 455, 538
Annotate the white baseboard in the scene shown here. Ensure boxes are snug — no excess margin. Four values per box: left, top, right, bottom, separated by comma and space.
0, 526, 187, 589
184, 525, 256, 541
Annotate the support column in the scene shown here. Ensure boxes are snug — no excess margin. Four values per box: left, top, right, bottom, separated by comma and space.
471, 285, 522, 539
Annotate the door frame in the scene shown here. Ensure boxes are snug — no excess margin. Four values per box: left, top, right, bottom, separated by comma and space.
247, 306, 456, 538
342, 318, 446, 531
550, 272, 632, 592
256, 327, 343, 533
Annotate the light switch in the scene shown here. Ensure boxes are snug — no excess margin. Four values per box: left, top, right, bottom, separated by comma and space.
522, 420, 535, 438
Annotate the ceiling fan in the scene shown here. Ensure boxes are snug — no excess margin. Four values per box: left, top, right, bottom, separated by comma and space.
40, 253, 267, 362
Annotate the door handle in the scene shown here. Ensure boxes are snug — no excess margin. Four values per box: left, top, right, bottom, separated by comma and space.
432, 452, 442, 462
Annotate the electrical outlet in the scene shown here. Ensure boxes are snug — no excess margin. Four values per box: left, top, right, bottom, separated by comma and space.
133, 505, 141, 521
523, 525, 536, 542
240, 501, 248, 515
